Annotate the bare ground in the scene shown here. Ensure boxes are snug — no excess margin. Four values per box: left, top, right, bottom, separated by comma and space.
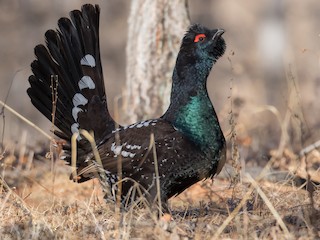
1, 142, 319, 239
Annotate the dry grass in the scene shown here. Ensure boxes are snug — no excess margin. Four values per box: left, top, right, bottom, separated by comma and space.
1, 138, 319, 239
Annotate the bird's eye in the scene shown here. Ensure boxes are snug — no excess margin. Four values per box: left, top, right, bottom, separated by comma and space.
194, 34, 206, 43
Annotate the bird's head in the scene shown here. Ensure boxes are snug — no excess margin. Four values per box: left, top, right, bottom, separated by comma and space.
173, 24, 226, 83
181, 24, 226, 62
176, 24, 226, 76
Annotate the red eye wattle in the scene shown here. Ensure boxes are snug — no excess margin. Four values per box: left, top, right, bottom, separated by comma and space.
194, 34, 206, 43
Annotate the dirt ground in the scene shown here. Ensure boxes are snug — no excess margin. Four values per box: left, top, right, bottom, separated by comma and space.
1, 140, 320, 239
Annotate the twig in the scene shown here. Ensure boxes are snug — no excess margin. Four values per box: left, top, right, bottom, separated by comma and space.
150, 133, 162, 215
227, 61, 241, 187
0, 100, 52, 140
80, 130, 106, 180
71, 132, 79, 181
50, 75, 59, 199
299, 139, 320, 156
254, 105, 289, 157
0, 72, 15, 147
212, 180, 255, 239
113, 94, 123, 215
86, 183, 98, 215
213, 156, 277, 239
246, 174, 291, 237
82, 201, 106, 240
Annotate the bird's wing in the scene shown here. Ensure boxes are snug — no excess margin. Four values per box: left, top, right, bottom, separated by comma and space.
74, 119, 203, 196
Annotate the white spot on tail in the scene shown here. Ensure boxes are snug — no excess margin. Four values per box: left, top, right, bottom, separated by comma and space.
70, 93, 87, 140
72, 107, 83, 121
71, 123, 79, 134
73, 93, 88, 107
71, 123, 82, 140
79, 76, 95, 90
80, 54, 96, 67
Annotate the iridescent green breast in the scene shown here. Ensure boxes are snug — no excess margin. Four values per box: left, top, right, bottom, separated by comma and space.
174, 92, 224, 152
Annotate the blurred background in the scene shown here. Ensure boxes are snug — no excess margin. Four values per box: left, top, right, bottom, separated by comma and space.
0, 0, 319, 164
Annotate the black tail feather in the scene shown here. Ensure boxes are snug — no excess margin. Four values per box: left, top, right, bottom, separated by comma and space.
27, 4, 117, 167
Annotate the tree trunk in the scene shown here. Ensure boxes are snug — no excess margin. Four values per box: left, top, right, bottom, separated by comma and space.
123, 0, 190, 124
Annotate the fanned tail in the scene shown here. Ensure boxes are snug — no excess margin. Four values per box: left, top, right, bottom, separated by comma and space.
27, 4, 117, 176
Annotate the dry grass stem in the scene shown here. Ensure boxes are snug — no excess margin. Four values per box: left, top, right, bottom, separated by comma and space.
254, 105, 289, 157
300, 140, 320, 156
71, 132, 79, 181
150, 133, 162, 215
246, 173, 291, 237
0, 100, 52, 140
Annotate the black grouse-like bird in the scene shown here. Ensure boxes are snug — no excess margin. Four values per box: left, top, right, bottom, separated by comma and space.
27, 4, 226, 211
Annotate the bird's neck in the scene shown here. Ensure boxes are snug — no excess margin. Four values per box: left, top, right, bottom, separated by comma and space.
163, 61, 223, 150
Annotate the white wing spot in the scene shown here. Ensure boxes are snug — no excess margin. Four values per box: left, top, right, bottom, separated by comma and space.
126, 144, 141, 150
79, 76, 95, 90
129, 123, 138, 129
112, 127, 123, 133
143, 120, 152, 127
102, 168, 111, 175
80, 54, 96, 67
133, 120, 157, 128
111, 142, 122, 155
121, 150, 136, 158
121, 151, 130, 157
111, 142, 115, 149
115, 146, 122, 155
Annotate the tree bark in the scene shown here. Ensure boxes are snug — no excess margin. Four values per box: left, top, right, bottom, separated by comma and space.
123, 0, 190, 124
